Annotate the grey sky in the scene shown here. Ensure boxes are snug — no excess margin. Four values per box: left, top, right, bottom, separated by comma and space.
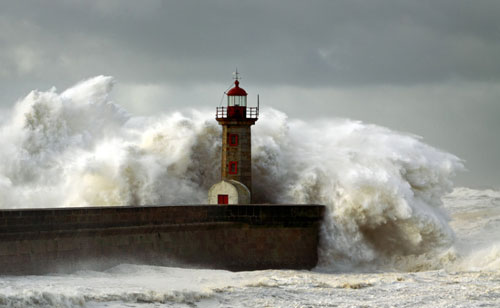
0, 1, 499, 188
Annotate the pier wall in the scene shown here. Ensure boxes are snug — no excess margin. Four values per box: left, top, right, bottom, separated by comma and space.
0, 205, 324, 275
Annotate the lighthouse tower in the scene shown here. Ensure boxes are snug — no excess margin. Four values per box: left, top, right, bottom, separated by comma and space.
208, 72, 259, 205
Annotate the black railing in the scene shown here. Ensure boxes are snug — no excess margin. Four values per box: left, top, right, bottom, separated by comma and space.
216, 107, 259, 119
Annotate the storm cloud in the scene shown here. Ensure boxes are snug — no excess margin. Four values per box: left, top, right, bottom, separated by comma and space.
0, 0, 499, 187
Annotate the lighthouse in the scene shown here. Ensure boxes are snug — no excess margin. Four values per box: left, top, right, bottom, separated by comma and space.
208, 72, 259, 205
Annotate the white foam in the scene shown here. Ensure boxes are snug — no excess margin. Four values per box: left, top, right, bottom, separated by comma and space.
0, 264, 237, 307
443, 187, 500, 271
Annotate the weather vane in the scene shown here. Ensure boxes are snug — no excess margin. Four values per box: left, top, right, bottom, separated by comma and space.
232, 68, 241, 81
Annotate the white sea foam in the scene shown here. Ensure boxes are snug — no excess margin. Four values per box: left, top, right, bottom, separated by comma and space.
0, 262, 499, 307
0, 265, 234, 307
443, 187, 500, 272
0, 77, 220, 208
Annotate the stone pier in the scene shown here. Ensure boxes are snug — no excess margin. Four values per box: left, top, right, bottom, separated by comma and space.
0, 205, 324, 275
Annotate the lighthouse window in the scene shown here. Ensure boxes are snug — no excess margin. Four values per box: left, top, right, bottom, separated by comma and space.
229, 161, 238, 174
228, 96, 247, 107
229, 134, 238, 146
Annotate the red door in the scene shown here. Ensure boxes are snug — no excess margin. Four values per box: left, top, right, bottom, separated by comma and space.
218, 194, 229, 205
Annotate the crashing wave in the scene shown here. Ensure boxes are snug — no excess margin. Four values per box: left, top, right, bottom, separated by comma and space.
0, 76, 465, 270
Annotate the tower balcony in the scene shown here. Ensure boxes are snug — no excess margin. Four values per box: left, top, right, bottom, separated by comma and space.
216, 106, 259, 120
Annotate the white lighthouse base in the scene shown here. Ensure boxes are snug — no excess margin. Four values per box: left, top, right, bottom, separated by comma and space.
208, 180, 251, 205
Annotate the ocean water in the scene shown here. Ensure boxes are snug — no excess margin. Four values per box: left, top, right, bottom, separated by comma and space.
0, 77, 498, 307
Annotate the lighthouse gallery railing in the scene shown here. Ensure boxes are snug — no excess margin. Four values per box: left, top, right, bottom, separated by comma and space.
216, 107, 259, 119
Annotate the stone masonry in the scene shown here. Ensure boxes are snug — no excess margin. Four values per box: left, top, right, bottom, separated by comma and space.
0, 205, 324, 275
218, 118, 256, 193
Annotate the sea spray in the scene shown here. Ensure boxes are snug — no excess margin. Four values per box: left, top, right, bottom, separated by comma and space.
0, 76, 465, 270
0, 77, 221, 207
249, 112, 463, 270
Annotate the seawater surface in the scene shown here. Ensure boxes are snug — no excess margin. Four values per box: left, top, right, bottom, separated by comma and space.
0, 77, 498, 307
1, 187, 499, 307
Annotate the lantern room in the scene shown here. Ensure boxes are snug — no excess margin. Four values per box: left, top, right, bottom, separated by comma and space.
226, 80, 247, 107
216, 75, 259, 120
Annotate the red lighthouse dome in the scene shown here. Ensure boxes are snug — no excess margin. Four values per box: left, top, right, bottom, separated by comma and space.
226, 80, 248, 96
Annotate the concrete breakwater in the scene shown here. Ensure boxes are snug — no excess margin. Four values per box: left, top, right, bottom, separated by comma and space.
0, 205, 324, 275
